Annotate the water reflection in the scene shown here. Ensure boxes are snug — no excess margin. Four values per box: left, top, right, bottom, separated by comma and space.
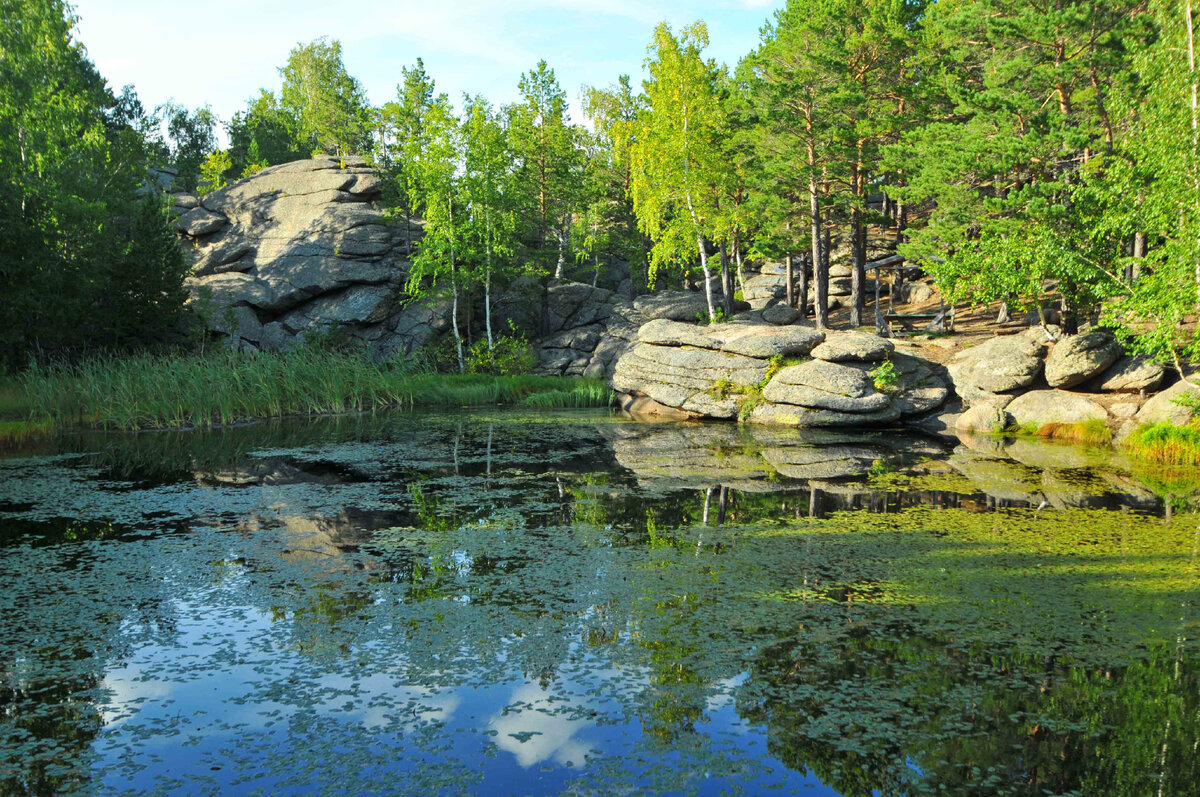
0, 410, 1197, 795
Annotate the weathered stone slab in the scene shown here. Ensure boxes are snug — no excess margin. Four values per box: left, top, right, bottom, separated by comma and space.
811, 331, 894, 363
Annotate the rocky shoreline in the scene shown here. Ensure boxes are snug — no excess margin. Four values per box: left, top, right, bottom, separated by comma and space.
174, 159, 1197, 443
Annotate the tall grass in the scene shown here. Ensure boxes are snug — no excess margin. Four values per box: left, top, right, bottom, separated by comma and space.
1033, 419, 1113, 446
1123, 422, 1200, 467
14, 349, 614, 431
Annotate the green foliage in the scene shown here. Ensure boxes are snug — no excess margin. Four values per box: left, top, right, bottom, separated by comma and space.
631, 22, 731, 320
506, 60, 584, 277
158, 100, 217, 191
13, 349, 611, 430
198, 149, 232, 195
869, 360, 898, 393
279, 37, 372, 156
1123, 421, 1200, 467
694, 306, 729, 326
0, 0, 188, 367
228, 90, 305, 174
466, 335, 535, 376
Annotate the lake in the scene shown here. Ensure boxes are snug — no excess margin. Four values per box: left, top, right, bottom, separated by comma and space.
1, 410, 1197, 795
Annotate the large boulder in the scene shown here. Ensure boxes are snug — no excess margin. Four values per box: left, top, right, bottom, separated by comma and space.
761, 303, 802, 326
637, 318, 824, 359
1091, 354, 1166, 393
811, 331, 894, 363
610, 343, 768, 419
1044, 329, 1122, 388
181, 156, 415, 353
746, 401, 903, 428
1005, 390, 1107, 428
955, 401, 1009, 434
1134, 380, 1200, 426
633, 291, 750, 321
175, 207, 227, 237
947, 335, 1045, 400
763, 360, 892, 413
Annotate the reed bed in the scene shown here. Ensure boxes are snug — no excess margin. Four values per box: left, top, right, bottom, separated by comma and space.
14, 349, 614, 431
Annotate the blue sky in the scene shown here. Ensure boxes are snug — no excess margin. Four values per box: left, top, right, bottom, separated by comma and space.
72, 0, 783, 135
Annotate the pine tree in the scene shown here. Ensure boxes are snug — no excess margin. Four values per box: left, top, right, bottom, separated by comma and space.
506, 61, 584, 279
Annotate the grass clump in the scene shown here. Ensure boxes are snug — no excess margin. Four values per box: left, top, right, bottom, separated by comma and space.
1004, 418, 1113, 447
1034, 419, 1113, 446
12, 349, 614, 432
1122, 421, 1200, 467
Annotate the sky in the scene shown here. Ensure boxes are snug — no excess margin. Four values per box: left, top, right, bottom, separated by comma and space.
71, 0, 784, 136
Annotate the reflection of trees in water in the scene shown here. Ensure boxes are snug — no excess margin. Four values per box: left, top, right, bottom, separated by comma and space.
0, 518, 178, 794
4, 414, 1200, 792
741, 629, 1200, 795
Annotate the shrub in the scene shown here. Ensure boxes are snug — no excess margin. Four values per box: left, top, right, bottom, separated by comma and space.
870, 360, 899, 393
466, 335, 536, 376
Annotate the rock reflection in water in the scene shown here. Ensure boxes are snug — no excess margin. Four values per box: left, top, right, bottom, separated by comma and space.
2, 410, 1199, 795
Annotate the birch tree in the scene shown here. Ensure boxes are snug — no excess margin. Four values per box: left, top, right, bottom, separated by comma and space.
460, 94, 516, 350
631, 21, 732, 322
404, 97, 466, 371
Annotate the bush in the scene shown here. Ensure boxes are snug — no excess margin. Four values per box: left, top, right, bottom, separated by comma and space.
466, 335, 536, 376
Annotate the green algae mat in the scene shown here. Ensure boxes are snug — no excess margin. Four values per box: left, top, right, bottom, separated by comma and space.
1, 410, 1197, 795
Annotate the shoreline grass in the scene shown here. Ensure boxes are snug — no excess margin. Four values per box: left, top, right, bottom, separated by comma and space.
1122, 421, 1200, 467
6, 349, 615, 434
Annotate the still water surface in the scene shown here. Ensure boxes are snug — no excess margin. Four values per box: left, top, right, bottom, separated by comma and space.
1, 410, 1198, 795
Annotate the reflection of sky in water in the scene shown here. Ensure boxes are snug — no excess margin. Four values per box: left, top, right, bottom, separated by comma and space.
87, 587, 831, 795
3, 411, 1196, 795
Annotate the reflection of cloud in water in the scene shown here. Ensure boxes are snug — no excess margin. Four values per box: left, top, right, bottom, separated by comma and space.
100, 661, 174, 727
314, 673, 462, 730
489, 682, 592, 769
704, 672, 749, 714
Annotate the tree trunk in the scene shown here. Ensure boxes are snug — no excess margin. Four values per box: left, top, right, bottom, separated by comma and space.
451, 276, 464, 373
785, 252, 795, 309
797, 253, 809, 319
554, 219, 568, 279
1129, 231, 1147, 285
719, 242, 733, 318
485, 208, 494, 350
849, 156, 866, 329
850, 208, 866, 328
807, 122, 827, 329
733, 235, 746, 297
698, 237, 716, 323
449, 200, 464, 373
1187, 2, 1200, 307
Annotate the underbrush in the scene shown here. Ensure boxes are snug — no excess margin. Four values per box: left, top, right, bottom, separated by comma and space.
11, 349, 613, 432
1122, 421, 1200, 467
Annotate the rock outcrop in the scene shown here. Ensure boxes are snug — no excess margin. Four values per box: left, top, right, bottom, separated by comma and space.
532, 282, 648, 377
1005, 390, 1108, 428
1091, 355, 1166, 393
176, 156, 420, 355
611, 323, 950, 427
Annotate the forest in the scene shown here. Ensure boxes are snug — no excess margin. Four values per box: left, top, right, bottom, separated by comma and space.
1, 0, 1198, 376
